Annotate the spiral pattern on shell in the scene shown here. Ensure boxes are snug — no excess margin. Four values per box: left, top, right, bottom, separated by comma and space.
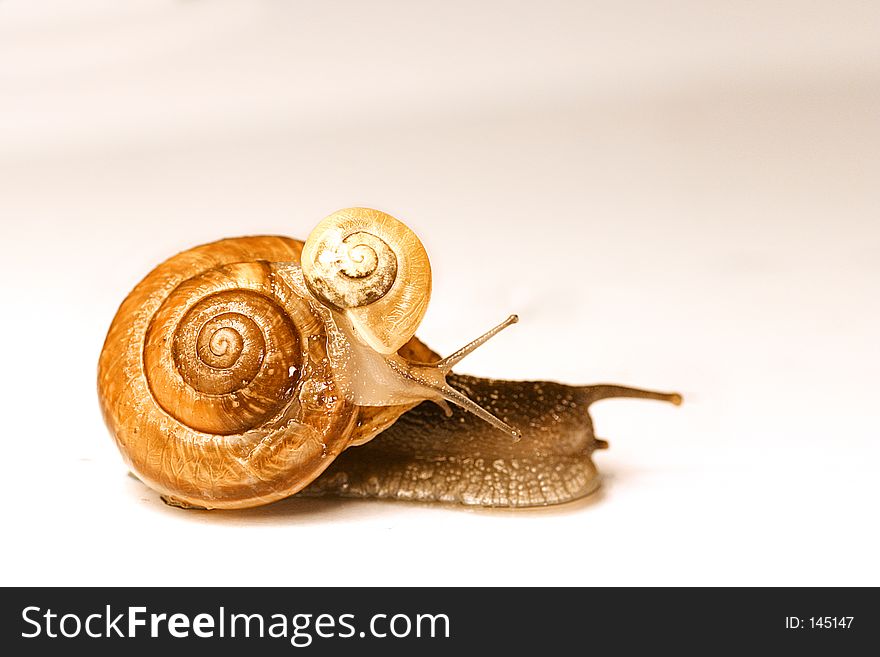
144, 265, 302, 435
303, 230, 398, 310
98, 236, 358, 509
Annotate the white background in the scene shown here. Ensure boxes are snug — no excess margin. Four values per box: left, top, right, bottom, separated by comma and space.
1, 0, 878, 586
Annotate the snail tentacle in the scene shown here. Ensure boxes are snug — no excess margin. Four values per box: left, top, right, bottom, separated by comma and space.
389, 314, 524, 440
580, 385, 683, 406
435, 314, 519, 372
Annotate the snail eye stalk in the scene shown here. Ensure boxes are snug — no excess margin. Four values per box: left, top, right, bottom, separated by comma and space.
400, 315, 523, 441
436, 314, 518, 372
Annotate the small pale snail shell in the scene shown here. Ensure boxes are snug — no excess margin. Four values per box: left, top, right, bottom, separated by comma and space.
98, 208, 681, 510
301, 208, 431, 355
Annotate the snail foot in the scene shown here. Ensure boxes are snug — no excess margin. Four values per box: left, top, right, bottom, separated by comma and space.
160, 495, 209, 511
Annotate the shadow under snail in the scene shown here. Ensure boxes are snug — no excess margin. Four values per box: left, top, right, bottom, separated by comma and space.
98, 208, 681, 510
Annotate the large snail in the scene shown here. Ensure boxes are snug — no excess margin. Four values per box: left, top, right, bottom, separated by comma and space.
98, 208, 680, 510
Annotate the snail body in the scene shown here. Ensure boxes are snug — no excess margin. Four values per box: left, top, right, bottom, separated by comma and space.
98, 208, 680, 510
304, 376, 680, 507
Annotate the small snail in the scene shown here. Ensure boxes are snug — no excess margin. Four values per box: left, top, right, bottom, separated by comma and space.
98, 207, 680, 510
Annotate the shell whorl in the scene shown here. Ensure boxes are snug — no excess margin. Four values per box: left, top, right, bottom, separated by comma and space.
301, 208, 431, 355
304, 230, 398, 309
144, 263, 304, 435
